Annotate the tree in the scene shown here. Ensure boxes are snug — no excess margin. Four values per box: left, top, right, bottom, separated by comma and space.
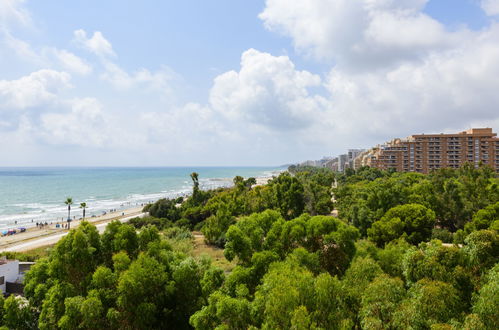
394, 279, 461, 329
3, 295, 37, 330
101, 221, 124, 266
38, 282, 76, 329
189, 291, 253, 330
138, 225, 160, 251
116, 254, 170, 329
342, 257, 384, 326
147, 198, 181, 222
49, 222, 102, 293
360, 274, 406, 329
294, 168, 335, 216
58, 296, 85, 329
201, 204, 235, 246
252, 261, 315, 329
400, 240, 474, 309
65, 197, 73, 229
376, 238, 411, 278
368, 203, 436, 246
472, 264, 499, 329
464, 229, 498, 273
290, 306, 314, 330
465, 202, 499, 234
89, 266, 118, 310
304, 216, 359, 276
312, 272, 346, 329
171, 258, 204, 325
269, 172, 305, 220
80, 202, 87, 219
224, 210, 284, 264
23, 258, 52, 308
113, 224, 139, 258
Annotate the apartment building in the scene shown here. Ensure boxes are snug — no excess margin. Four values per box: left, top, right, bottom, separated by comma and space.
361, 128, 499, 174
337, 154, 349, 172
346, 149, 365, 170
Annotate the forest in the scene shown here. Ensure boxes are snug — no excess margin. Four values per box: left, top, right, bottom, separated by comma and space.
0, 164, 497, 329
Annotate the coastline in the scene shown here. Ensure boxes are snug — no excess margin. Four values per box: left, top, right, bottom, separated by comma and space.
0, 172, 282, 253
0, 206, 144, 252
0, 167, 284, 231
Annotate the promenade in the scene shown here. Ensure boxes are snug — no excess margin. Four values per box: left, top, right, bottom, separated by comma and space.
0, 207, 145, 253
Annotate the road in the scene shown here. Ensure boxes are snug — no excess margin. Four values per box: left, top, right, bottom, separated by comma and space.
0, 213, 146, 253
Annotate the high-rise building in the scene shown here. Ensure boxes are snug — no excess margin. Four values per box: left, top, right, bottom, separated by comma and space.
337, 154, 348, 172
361, 128, 499, 173
347, 149, 365, 170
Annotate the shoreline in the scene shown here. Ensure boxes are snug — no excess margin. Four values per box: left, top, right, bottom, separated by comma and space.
0, 172, 282, 253
0, 169, 283, 230
0, 206, 144, 253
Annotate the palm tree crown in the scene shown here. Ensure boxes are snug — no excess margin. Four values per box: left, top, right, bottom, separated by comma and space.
80, 202, 87, 219
65, 197, 73, 220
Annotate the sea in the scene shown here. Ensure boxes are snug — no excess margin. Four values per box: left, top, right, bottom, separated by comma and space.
0, 167, 283, 230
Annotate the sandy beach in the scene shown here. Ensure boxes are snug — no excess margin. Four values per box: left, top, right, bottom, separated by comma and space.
255, 176, 273, 186
0, 172, 281, 253
0, 206, 144, 253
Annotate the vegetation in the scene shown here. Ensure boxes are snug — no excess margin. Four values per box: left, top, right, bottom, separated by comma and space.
64, 197, 73, 229
0, 246, 52, 262
79, 202, 87, 219
1, 164, 497, 329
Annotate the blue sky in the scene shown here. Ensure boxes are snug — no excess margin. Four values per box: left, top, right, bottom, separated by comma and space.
20, 1, 309, 101
1, 0, 499, 166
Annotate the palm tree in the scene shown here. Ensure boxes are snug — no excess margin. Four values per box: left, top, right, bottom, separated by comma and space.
64, 197, 73, 229
80, 202, 87, 219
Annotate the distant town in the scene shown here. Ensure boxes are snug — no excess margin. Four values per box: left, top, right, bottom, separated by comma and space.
298, 128, 499, 174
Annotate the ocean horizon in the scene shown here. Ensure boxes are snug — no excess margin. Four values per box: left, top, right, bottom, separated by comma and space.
0, 166, 284, 230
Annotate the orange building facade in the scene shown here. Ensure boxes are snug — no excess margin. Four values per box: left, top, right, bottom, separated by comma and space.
361, 128, 499, 173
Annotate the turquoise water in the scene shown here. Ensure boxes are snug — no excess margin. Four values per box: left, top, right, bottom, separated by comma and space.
0, 167, 282, 229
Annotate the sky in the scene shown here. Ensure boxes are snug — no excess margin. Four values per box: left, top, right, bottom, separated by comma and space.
1, 0, 499, 166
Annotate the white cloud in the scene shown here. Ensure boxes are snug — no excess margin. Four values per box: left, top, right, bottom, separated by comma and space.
2, 0, 499, 166
482, 0, 499, 16
140, 103, 225, 150
259, 0, 458, 69
1, 31, 43, 64
253, 0, 499, 154
209, 49, 327, 130
0, 0, 31, 29
39, 98, 111, 147
0, 69, 71, 109
73, 29, 115, 57
50, 49, 92, 75
318, 24, 499, 143
100, 61, 174, 96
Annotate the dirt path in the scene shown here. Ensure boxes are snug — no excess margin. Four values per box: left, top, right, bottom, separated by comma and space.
191, 232, 235, 272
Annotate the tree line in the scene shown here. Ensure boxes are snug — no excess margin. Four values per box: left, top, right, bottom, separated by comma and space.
0, 164, 497, 329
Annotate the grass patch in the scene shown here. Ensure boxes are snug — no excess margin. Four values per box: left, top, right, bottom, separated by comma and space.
191, 233, 236, 272
1, 245, 53, 261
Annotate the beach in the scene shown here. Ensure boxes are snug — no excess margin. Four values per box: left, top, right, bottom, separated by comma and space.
0, 206, 144, 252
0, 167, 282, 230
0, 170, 282, 253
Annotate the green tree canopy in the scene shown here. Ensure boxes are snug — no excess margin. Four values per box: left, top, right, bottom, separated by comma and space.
368, 203, 436, 246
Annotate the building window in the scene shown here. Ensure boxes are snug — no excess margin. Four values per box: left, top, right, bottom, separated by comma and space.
0, 276, 4, 285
